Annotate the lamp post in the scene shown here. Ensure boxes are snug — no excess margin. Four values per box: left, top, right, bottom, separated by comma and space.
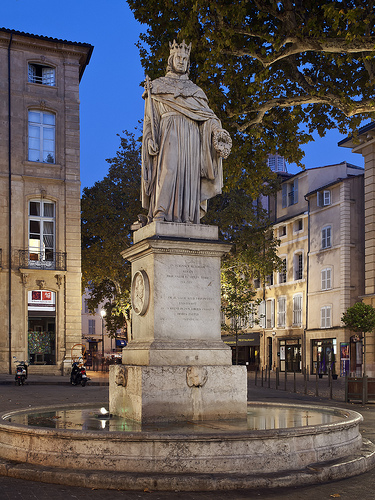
100, 309, 106, 371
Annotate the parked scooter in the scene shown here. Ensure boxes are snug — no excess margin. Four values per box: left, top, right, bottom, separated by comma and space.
70, 357, 88, 386
13, 357, 28, 386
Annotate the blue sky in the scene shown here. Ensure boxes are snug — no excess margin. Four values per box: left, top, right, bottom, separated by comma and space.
2, 0, 365, 190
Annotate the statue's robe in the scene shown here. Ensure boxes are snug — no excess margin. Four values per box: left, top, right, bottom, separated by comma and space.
141, 72, 223, 224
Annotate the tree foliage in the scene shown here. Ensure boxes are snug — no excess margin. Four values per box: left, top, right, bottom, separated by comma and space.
221, 252, 260, 364
81, 131, 143, 336
127, 0, 375, 188
341, 302, 375, 335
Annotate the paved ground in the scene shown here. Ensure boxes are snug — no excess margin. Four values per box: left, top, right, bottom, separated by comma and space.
0, 369, 374, 499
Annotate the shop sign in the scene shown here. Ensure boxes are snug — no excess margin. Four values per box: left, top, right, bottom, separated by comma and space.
28, 290, 56, 311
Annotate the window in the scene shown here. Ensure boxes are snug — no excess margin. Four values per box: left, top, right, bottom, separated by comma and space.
88, 319, 96, 335
266, 274, 273, 286
293, 294, 303, 326
279, 225, 286, 237
321, 226, 332, 249
294, 219, 303, 232
258, 300, 265, 328
321, 268, 332, 290
84, 300, 89, 314
321, 306, 332, 328
282, 179, 298, 207
28, 63, 55, 86
266, 299, 275, 328
254, 275, 260, 289
279, 258, 287, 284
28, 110, 55, 163
317, 190, 331, 207
277, 297, 286, 327
29, 200, 55, 267
294, 252, 303, 281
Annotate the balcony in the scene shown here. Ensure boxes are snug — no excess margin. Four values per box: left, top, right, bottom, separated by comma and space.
18, 249, 66, 271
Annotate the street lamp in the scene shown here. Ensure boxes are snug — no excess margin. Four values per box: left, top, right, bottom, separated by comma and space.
100, 309, 106, 371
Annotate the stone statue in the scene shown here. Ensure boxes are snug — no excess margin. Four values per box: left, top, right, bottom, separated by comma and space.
141, 40, 232, 224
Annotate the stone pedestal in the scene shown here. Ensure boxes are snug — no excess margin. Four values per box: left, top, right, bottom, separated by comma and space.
109, 222, 247, 422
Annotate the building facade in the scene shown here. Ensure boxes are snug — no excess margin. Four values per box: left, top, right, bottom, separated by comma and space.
232, 162, 365, 377
0, 28, 92, 374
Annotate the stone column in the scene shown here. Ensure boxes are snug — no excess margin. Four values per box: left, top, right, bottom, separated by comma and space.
109, 222, 247, 422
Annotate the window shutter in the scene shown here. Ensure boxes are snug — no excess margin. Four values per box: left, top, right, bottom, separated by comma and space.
293, 179, 298, 204
282, 184, 287, 208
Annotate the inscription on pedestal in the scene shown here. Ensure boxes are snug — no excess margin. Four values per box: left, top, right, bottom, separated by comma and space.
156, 259, 219, 338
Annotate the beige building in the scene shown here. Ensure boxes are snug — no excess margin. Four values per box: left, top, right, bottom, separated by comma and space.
339, 122, 375, 377
0, 28, 92, 374
242, 162, 365, 377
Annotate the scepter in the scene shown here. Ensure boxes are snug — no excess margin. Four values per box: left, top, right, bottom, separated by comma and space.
144, 75, 156, 145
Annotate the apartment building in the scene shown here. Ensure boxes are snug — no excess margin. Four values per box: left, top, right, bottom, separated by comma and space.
0, 28, 92, 374
248, 162, 365, 376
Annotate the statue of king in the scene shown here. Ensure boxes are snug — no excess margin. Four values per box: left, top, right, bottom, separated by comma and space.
141, 40, 232, 224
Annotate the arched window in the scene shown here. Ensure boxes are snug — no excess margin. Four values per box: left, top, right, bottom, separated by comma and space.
28, 110, 55, 163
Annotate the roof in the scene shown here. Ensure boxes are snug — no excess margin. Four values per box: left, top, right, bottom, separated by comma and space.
338, 122, 375, 148
0, 27, 93, 80
305, 173, 364, 198
280, 161, 363, 184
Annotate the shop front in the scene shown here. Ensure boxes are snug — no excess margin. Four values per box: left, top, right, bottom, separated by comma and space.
312, 338, 337, 376
222, 333, 260, 370
279, 338, 302, 372
27, 290, 56, 365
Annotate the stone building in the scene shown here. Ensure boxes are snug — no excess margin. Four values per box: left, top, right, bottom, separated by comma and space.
0, 28, 92, 374
230, 162, 365, 377
339, 122, 375, 377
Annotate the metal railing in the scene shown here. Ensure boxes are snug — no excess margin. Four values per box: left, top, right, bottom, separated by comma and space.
17, 249, 66, 271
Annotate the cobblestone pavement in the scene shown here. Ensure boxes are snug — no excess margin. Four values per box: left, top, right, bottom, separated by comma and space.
0, 370, 374, 499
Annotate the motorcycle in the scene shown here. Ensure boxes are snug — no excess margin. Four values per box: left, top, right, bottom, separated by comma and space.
70, 357, 88, 386
13, 357, 28, 386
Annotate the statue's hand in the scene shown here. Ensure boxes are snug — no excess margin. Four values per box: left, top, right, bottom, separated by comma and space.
213, 129, 232, 159
148, 139, 159, 156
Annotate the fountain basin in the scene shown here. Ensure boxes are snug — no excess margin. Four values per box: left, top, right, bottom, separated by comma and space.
1, 401, 374, 492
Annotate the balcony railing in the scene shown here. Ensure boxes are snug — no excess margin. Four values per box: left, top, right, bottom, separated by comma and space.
18, 249, 66, 271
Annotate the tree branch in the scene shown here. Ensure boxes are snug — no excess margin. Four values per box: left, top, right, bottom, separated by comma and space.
231, 95, 375, 131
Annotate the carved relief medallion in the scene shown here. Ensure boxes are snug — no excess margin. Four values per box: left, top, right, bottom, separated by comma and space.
131, 270, 150, 316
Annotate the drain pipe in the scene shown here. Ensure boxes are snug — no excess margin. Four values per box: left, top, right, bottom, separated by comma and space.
304, 196, 311, 376
8, 33, 12, 374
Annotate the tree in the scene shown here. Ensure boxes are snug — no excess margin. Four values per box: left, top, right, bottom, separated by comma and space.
127, 0, 375, 185
221, 252, 260, 365
342, 301, 375, 376
81, 131, 143, 337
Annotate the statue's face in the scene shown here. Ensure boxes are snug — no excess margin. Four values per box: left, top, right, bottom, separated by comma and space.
173, 51, 188, 74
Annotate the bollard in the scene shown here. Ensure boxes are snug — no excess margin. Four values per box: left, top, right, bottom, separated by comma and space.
304, 370, 307, 395
261, 368, 264, 387
328, 368, 331, 387
276, 367, 279, 389
268, 367, 271, 388
293, 370, 296, 393
316, 370, 319, 397
284, 369, 287, 391
329, 370, 333, 399
307, 365, 309, 382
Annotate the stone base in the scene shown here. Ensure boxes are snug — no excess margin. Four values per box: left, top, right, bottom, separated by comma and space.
109, 364, 247, 422
122, 340, 232, 366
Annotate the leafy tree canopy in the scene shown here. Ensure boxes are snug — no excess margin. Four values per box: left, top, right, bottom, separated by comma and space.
127, 0, 375, 189
341, 302, 375, 334
81, 131, 143, 336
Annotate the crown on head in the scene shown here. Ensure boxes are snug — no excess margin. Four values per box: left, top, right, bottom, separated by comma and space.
169, 39, 191, 57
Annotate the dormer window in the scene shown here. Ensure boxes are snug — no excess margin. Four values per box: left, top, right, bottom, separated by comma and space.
28, 63, 55, 86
